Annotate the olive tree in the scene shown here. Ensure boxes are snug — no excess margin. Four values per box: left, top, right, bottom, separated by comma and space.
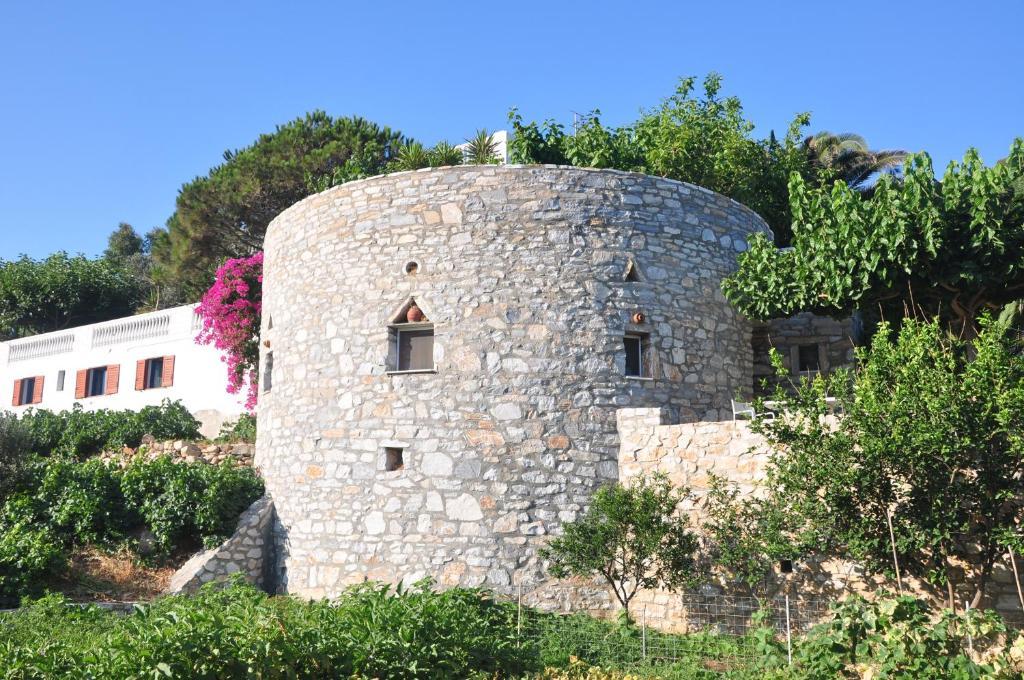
541, 474, 701, 622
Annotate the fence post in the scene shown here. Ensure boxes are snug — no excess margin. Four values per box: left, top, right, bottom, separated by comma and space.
785, 593, 793, 666
642, 605, 647, 661
965, 600, 974, 656
886, 509, 904, 595
1010, 548, 1024, 612
517, 584, 523, 643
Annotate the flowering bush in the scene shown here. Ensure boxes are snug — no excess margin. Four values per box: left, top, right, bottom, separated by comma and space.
196, 253, 262, 409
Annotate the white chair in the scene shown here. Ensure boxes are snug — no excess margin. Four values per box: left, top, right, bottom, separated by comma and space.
732, 399, 775, 421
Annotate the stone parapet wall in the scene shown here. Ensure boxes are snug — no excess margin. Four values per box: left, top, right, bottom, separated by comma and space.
167, 495, 275, 594
616, 408, 1024, 629
258, 165, 769, 600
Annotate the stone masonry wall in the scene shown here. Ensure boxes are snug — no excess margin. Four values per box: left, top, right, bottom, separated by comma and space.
616, 408, 1024, 630
167, 495, 275, 594
257, 165, 771, 600
752, 313, 857, 396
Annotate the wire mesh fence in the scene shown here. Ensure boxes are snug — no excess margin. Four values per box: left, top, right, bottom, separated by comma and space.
506, 589, 834, 671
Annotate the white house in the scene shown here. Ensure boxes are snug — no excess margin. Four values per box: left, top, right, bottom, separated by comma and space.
0, 304, 245, 438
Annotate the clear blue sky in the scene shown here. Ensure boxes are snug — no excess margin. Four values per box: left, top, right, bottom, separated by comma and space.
1, 1, 1021, 260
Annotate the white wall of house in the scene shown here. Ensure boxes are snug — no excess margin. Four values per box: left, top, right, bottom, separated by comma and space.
0, 305, 245, 438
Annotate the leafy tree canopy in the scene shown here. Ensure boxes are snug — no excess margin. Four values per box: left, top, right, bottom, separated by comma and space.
723, 140, 1024, 334
706, 317, 1024, 608
509, 73, 812, 243
152, 112, 408, 297
0, 253, 144, 340
542, 473, 700, 621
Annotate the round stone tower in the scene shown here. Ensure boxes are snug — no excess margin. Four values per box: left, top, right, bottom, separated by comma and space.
257, 165, 769, 598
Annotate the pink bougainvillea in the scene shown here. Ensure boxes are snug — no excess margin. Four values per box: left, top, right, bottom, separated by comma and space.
196, 252, 263, 410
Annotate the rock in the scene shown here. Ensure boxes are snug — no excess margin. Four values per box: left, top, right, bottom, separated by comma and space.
446, 494, 482, 521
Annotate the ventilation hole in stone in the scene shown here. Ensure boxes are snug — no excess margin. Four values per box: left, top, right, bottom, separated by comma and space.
384, 447, 404, 472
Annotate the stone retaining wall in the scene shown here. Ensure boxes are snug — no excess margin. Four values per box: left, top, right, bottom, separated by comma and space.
99, 438, 255, 467
616, 408, 1024, 630
166, 495, 275, 594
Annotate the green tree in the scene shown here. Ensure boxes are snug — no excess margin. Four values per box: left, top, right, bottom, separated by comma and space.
706, 317, 1024, 609
541, 474, 700, 622
153, 112, 407, 297
0, 253, 144, 340
723, 140, 1024, 336
508, 74, 812, 243
802, 131, 908, 190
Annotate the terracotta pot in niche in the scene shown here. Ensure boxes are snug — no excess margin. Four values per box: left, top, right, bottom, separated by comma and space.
406, 305, 425, 323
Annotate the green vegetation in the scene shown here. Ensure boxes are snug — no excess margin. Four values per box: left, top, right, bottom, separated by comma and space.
723, 140, 1024, 334
0, 252, 145, 340
16, 400, 201, 459
705, 316, 1024, 609
508, 74, 812, 244
1, 581, 1018, 679
216, 413, 257, 443
0, 455, 263, 605
151, 112, 408, 297
542, 474, 700, 622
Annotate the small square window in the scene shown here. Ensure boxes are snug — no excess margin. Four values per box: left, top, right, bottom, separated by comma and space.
18, 378, 35, 406
57, 370, 66, 392
393, 326, 434, 371
623, 333, 650, 378
144, 357, 164, 389
86, 367, 107, 397
384, 447, 404, 472
797, 344, 821, 374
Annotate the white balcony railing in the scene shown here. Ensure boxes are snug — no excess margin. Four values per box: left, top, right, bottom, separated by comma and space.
91, 313, 171, 349
8, 333, 75, 364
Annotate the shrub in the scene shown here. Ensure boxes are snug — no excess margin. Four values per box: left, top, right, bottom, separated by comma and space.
216, 413, 256, 443
19, 400, 201, 459
0, 499, 65, 606
0, 580, 534, 679
119, 455, 264, 550
0, 455, 262, 602
0, 413, 31, 503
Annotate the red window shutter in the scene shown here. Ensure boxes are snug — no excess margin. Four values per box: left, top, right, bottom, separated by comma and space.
106, 365, 120, 395
162, 356, 175, 388
12, 379, 22, 407
135, 360, 146, 391
75, 370, 87, 399
31, 376, 44, 404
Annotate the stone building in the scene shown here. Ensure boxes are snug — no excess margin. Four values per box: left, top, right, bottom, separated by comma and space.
255, 165, 770, 598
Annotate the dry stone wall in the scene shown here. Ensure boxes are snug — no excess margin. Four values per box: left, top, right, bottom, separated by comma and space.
167, 495, 275, 594
257, 165, 770, 599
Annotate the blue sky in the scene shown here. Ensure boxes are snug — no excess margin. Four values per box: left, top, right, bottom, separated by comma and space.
1, 1, 1021, 260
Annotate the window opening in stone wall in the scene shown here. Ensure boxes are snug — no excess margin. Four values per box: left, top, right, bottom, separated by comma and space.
797, 343, 821, 374
395, 327, 434, 371
624, 333, 650, 377
18, 378, 35, 406
384, 447, 404, 472
86, 367, 107, 397
144, 357, 164, 389
388, 298, 434, 373
57, 370, 65, 392
624, 259, 642, 282
263, 352, 273, 392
